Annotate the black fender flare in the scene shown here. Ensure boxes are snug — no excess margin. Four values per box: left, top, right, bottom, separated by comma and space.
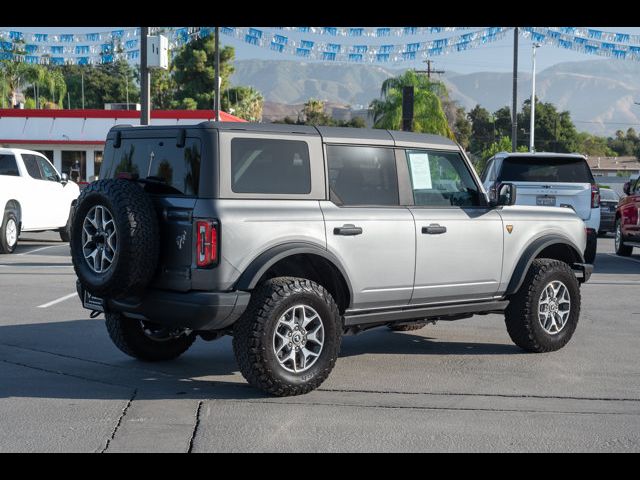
235, 241, 354, 300
505, 235, 585, 295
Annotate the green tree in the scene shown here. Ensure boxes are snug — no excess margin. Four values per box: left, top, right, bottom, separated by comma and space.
467, 105, 494, 154
0, 60, 32, 106
475, 136, 527, 172
60, 60, 138, 109
493, 106, 512, 138
171, 35, 235, 110
453, 106, 472, 150
517, 97, 579, 152
574, 132, 616, 157
222, 86, 264, 122
151, 69, 177, 110
369, 70, 453, 138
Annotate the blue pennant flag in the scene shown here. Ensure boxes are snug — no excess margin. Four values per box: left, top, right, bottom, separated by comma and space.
9, 31, 23, 41
34, 33, 48, 42
50, 46, 63, 54
51, 57, 65, 65
375, 53, 390, 62
85, 32, 100, 42
78, 57, 90, 65
25, 44, 38, 54
75, 45, 90, 55
270, 42, 285, 52
60, 34, 74, 42
349, 28, 364, 37
376, 28, 391, 37
295, 47, 311, 57
300, 40, 314, 49
348, 53, 363, 62
273, 34, 288, 45
322, 52, 337, 61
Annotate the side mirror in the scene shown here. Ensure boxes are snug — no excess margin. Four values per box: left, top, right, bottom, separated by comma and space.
623, 182, 630, 195
60, 173, 69, 185
491, 183, 517, 207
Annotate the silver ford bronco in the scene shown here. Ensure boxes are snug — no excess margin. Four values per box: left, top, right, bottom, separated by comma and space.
70, 123, 592, 396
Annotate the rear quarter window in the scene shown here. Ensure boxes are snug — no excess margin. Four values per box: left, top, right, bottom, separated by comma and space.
230, 138, 311, 194
0, 154, 19, 176
498, 156, 594, 183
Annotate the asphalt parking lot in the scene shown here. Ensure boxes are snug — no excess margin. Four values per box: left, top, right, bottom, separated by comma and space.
1, 232, 639, 452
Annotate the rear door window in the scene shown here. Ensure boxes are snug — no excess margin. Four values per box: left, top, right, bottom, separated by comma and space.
498, 157, 594, 183
22, 154, 43, 180
327, 145, 398, 206
101, 138, 201, 195
0, 154, 19, 176
231, 138, 311, 194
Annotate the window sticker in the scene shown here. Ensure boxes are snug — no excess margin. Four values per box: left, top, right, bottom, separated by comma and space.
409, 153, 432, 189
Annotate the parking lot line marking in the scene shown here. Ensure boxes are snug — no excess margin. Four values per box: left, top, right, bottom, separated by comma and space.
37, 292, 77, 309
604, 253, 640, 265
17, 245, 59, 256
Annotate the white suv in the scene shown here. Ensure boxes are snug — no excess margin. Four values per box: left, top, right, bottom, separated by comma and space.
482, 152, 600, 263
0, 148, 80, 253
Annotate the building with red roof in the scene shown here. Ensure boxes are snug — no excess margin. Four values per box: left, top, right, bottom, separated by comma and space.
0, 109, 246, 183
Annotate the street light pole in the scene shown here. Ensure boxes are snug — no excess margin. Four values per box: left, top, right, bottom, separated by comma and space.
140, 26, 150, 125
530, 42, 541, 152
511, 27, 519, 152
214, 26, 220, 121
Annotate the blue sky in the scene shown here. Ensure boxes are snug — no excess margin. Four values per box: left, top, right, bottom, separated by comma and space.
6, 26, 640, 74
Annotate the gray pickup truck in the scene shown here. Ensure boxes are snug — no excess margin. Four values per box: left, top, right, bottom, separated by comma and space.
70, 123, 592, 396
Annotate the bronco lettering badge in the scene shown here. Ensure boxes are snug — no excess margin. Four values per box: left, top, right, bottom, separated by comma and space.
176, 230, 187, 250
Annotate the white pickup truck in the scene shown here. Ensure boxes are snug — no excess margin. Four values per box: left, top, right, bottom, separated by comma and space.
0, 148, 80, 253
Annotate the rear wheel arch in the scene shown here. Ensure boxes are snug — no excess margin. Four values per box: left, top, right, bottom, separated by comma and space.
235, 243, 353, 313
506, 236, 584, 296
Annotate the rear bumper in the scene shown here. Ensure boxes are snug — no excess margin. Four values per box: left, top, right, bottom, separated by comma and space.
77, 282, 251, 331
572, 262, 593, 283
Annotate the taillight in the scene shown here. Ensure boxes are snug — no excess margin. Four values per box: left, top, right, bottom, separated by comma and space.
196, 220, 218, 268
591, 184, 600, 208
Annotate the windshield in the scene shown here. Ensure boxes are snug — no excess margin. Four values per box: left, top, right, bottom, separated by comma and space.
599, 188, 619, 201
498, 156, 594, 183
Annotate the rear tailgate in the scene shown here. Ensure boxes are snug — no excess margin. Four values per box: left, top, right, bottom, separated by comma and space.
497, 155, 595, 221
150, 196, 196, 292
510, 182, 593, 220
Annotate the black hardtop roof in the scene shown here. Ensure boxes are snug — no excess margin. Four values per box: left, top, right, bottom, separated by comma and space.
107, 121, 459, 149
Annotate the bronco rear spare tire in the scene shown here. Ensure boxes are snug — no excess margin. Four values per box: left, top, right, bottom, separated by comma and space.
70, 179, 159, 297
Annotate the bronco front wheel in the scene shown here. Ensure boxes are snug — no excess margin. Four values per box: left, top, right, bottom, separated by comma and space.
505, 259, 581, 353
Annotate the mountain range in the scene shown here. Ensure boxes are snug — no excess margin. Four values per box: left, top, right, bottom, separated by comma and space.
230, 59, 640, 136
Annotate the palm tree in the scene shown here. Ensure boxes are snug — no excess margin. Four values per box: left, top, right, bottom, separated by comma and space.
225, 86, 264, 122
0, 61, 31, 107
370, 70, 454, 139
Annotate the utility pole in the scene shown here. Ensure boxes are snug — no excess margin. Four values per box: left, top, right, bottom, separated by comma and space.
81, 72, 85, 110
214, 26, 220, 121
415, 59, 445, 79
140, 26, 150, 125
512, 27, 519, 152
530, 43, 541, 152
402, 86, 414, 131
